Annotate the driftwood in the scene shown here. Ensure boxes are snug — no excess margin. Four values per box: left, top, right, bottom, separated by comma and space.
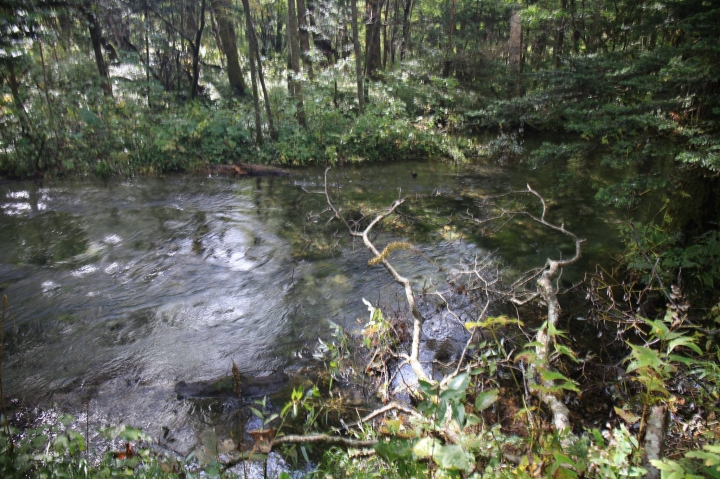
207, 163, 290, 178
174, 371, 288, 400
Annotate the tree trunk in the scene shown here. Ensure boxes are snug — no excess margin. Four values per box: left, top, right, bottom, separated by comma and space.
442, 0, 456, 77
275, 13, 284, 54
390, 0, 400, 65
145, 0, 151, 106
6, 62, 30, 131
81, 5, 113, 98
642, 405, 668, 479
190, 0, 207, 100
252, 25, 277, 140
365, 0, 384, 78
508, 8, 522, 97
296, 0, 314, 79
210, 0, 246, 97
400, 0, 414, 60
382, 0, 390, 69
350, 0, 364, 112
241, 0, 263, 144
554, 0, 566, 69
287, 0, 307, 127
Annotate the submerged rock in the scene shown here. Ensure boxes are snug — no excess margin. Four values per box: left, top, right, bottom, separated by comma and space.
174, 371, 288, 400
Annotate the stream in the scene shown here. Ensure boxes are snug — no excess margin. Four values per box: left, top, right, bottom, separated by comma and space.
0, 155, 635, 458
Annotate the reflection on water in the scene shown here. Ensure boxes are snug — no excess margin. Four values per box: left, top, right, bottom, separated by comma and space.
0, 159, 632, 449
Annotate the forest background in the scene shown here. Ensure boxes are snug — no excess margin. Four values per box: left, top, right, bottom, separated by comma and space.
1, 0, 720, 477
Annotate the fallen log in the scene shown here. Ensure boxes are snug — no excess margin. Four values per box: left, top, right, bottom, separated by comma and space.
174, 371, 288, 400
207, 163, 290, 178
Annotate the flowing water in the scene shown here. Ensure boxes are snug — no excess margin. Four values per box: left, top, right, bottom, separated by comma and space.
0, 156, 636, 454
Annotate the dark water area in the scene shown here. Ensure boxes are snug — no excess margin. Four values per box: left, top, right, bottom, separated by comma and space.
0, 156, 641, 452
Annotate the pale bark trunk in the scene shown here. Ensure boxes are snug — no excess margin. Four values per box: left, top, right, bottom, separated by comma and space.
508, 9, 522, 97
350, 0, 364, 112
642, 405, 668, 479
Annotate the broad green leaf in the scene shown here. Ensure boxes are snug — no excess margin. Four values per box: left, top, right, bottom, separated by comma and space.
667, 337, 702, 355
475, 389, 499, 411
433, 444, 470, 471
413, 437, 441, 459
447, 372, 470, 393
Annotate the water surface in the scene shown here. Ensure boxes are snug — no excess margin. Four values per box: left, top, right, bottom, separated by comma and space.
0, 158, 633, 450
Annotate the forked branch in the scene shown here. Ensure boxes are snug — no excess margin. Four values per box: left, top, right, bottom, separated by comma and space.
324, 168, 429, 383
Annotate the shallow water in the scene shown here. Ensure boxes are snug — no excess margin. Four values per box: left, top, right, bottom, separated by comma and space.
0, 157, 633, 452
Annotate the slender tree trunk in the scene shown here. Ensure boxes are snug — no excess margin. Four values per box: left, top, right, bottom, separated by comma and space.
210, 0, 247, 97
382, 0, 390, 69
400, 0, 414, 60
287, 0, 307, 126
145, 0, 151, 106
296, 0, 314, 79
570, 0, 580, 53
508, 8, 522, 97
442, 0, 456, 77
81, 5, 113, 98
365, 0, 384, 78
350, 0, 364, 112
7, 62, 29, 130
554, 0, 566, 69
37, 39, 59, 166
241, 0, 263, 144
252, 25, 277, 140
390, 0, 400, 65
275, 12, 284, 54
190, 0, 207, 99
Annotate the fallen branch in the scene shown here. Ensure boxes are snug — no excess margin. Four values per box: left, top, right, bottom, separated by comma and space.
324, 167, 429, 383
273, 434, 377, 448
347, 401, 423, 429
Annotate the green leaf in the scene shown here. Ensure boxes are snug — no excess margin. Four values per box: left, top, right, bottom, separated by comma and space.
555, 344, 579, 362
667, 337, 702, 355
475, 389, 499, 411
413, 437, 441, 459
626, 344, 664, 373
433, 444, 471, 471
447, 372, 470, 393
686, 450, 720, 468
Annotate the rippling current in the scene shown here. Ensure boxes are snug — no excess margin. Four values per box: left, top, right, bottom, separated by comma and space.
0, 159, 629, 454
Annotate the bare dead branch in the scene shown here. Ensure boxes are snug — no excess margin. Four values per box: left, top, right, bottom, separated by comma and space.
273, 434, 377, 448
347, 401, 423, 429
324, 167, 429, 383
